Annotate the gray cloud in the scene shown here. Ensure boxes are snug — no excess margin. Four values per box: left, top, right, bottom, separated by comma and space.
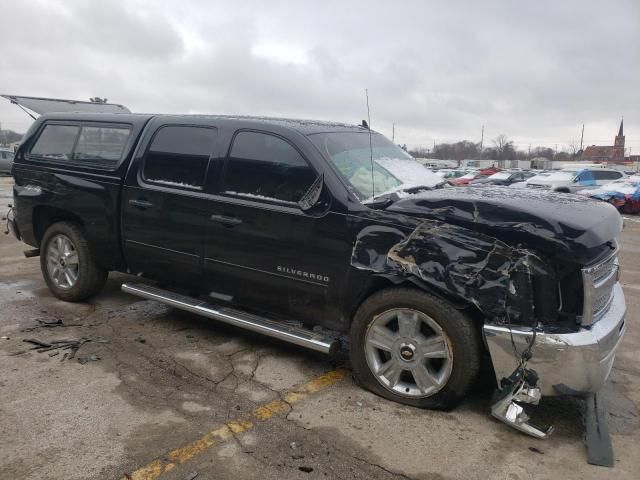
0, 0, 638, 151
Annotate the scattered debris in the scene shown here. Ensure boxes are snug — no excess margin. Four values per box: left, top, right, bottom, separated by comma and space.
23, 338, 52, 348
77, 354, 101, 364
585, 393, 614, 467
135, 336, 146, 343
22, 317, 82, 332
290, 441, 299, 450
528, 447, 544, 454
21, 337, 108, 362
9, 350, 28, 356
1, 335, 9, 340
37, 318, 64, 327
298, 466, 313, 473
184, 473, 199, 480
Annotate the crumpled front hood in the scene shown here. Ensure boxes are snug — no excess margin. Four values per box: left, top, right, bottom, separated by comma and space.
387, 186, 622, 254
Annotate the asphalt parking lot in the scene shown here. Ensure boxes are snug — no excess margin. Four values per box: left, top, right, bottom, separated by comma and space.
1, 175, 639, 480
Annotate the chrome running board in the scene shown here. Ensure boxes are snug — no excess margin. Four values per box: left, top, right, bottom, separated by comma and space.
121, 283, 339, 355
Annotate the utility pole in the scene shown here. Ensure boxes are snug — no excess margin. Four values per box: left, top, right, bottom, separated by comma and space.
392, 122, 395, 143
528, 144, 531, 159
555, 144, 558, 160
479, 125, 484, 158
579, 124, 584, 152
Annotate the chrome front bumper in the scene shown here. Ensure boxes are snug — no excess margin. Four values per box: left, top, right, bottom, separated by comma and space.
484, 283, 626, 396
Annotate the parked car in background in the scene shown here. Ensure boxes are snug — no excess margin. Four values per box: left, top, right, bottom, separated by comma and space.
527, 167, 624, 193
0, 147, 15, 174
577, 176, 640, 214
435, 168, 471, 179
470, 170, 536, 186
510, 171, 551, 188
449, 167, 500, 186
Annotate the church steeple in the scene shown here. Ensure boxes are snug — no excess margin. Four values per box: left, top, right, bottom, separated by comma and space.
614, 118, 625, 148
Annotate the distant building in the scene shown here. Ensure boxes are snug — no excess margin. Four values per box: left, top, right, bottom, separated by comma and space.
530, 157, 552, 169
581, 120, 625, 164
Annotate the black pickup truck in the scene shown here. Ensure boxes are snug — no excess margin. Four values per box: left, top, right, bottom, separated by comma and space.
6, 112, 626, 437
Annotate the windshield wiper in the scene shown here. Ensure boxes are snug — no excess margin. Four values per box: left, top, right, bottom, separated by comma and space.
364, 192, 398, 209
400, 185, 435, 194
365, 183, 447, 209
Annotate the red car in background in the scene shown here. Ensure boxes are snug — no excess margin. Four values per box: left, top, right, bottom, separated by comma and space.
450, 167, 500, 186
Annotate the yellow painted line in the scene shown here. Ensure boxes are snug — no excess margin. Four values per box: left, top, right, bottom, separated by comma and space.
122, 368, 348, 480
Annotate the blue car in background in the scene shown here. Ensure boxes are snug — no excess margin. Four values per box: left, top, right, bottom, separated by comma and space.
527, 167, 624, 193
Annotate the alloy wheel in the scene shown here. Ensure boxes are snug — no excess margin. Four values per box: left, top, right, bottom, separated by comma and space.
46, 234, 80, 289
364, 308, 453, 398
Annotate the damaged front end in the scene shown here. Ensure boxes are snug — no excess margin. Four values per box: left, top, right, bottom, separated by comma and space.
490, 366, 553, 439
352, 191, 626, 440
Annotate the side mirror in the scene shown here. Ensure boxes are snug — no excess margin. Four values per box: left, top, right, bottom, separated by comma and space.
298, 173, 325, 212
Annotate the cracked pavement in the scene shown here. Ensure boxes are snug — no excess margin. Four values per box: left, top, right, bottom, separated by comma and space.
1, 176, 640, 480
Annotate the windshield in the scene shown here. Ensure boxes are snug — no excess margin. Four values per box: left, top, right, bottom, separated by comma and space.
309, 131, 443, 199
488, 172, 511, 180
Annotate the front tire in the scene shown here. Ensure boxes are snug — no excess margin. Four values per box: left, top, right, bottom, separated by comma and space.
350, 288, 481, 410
40, 221, 108, 302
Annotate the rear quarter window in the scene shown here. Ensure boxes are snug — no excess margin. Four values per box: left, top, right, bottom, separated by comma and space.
73, 126, 130, 163
29, 123, 131, 167
30, 125, 79, 161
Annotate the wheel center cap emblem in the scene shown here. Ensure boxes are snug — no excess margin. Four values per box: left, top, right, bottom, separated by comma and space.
400, 346, 414, 361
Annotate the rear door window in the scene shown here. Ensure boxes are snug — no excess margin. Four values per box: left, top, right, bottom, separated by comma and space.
143, 125, 217, 189
30, 124, 80, 161
224, 131, 316, 203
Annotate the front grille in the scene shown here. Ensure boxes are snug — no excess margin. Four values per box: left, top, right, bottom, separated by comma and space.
581, 249, 618, 326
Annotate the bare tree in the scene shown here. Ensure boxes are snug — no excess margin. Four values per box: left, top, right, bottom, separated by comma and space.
492, 134, 515, 161
568, 140, 581, 157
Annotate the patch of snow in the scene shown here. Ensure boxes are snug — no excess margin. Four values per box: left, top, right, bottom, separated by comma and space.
375, 157, 443, 187
224, 191, 297, 205
577, 179, 640, 197
151, 179, 200, 188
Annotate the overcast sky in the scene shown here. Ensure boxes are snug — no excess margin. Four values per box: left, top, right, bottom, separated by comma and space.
1, 0, 638, 151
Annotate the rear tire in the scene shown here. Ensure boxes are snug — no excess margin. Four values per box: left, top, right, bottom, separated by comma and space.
350, 288, 481, 410
40, 221, 108, 302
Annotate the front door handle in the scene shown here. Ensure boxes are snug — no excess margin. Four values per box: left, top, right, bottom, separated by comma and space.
210, 214, 243, 226
129, 199, 154, 209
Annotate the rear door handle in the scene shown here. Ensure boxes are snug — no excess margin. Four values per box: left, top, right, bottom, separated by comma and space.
129, 199, 154, 209
210, 214, 243, 226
